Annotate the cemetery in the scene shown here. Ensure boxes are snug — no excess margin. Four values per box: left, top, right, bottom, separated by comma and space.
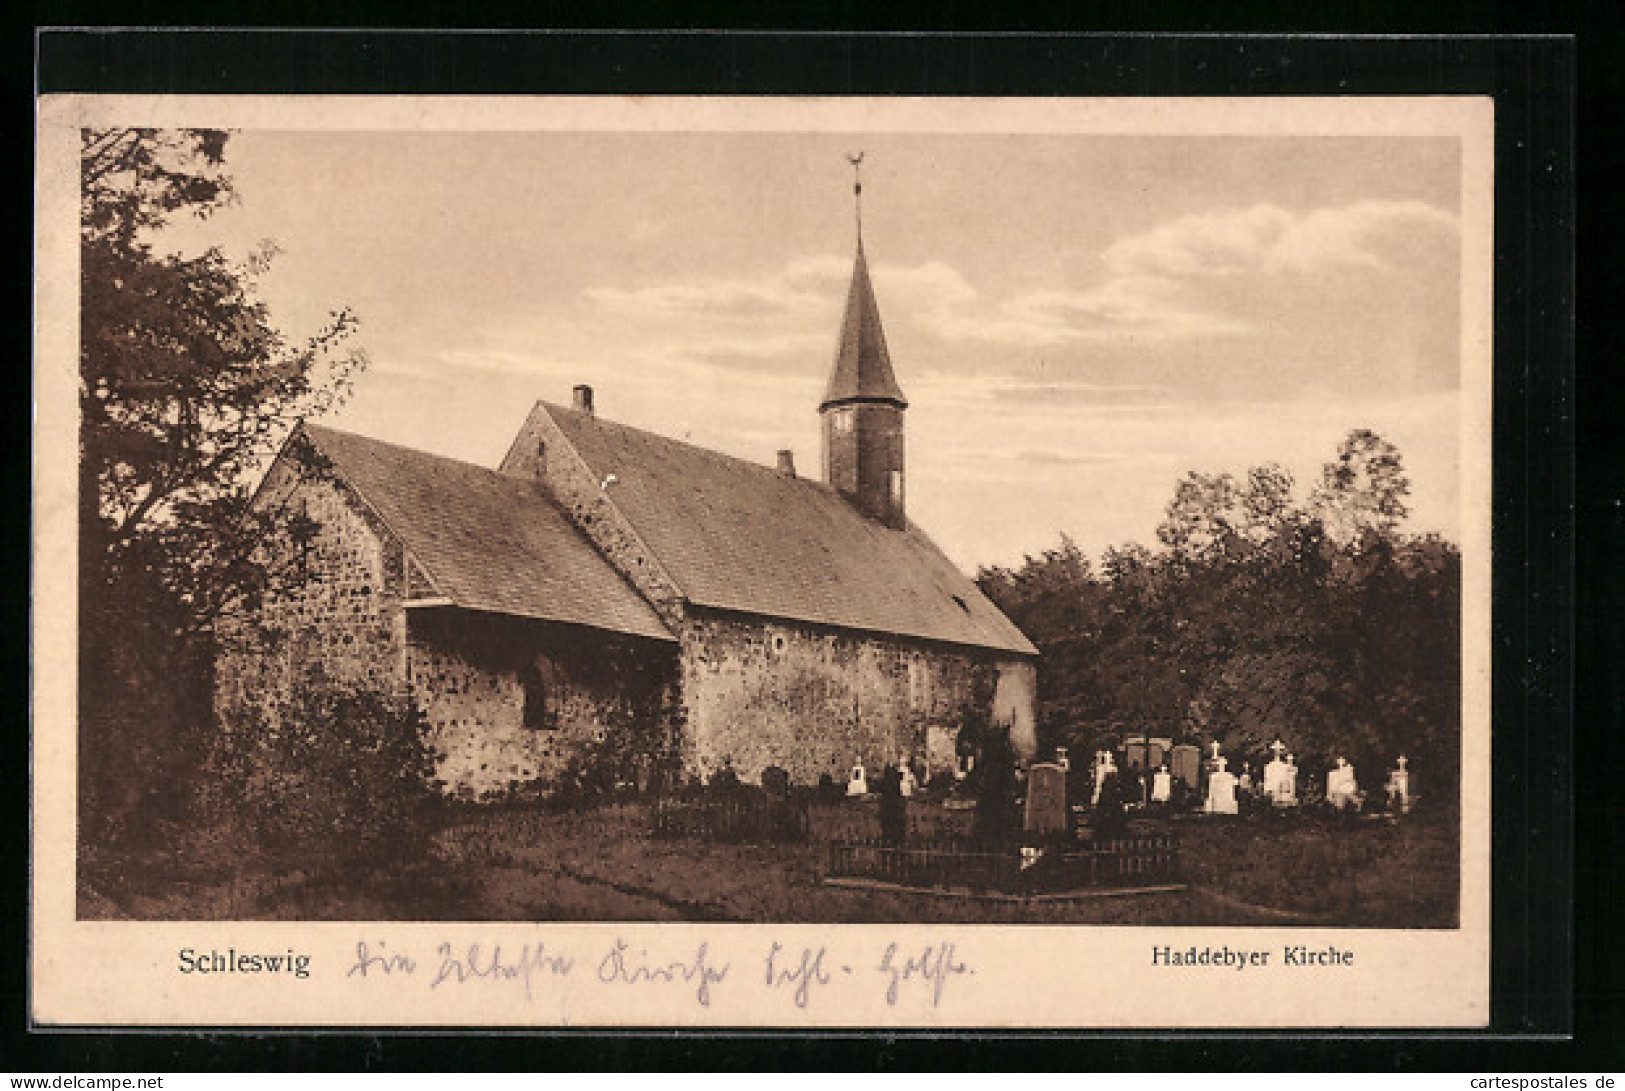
77, 728, 1454, 926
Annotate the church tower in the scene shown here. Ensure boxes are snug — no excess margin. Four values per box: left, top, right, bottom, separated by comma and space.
821, 154, 908, 529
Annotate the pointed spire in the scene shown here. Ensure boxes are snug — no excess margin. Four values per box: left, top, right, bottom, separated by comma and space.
821, 167, 907, 412
821, 244, 907, 410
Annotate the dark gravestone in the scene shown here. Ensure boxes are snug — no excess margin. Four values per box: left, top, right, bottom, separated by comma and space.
1023, 762, 1069, 836
1124, 739, 1150, 771
760, 765, 790, 799
1170, 745, 1203, 792
877, 766, 907, 843
1147, 740, 1169, 769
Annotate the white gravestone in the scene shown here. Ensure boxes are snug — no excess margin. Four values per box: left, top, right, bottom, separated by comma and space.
846, 762, 868, 797
899, 763, 917, 798
1385, 755, 1411, 813
1204, 755, 1239, 815
1326, 757, 1359, 811
1262, 739, 1290, 805
1151, 764, 1173, 804
1091, 750, 1117, 807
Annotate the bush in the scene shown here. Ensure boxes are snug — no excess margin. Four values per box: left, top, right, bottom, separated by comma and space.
203, 683, 439, 873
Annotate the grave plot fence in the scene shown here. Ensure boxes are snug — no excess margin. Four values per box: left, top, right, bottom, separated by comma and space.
826, 834, 1181, 894
651, 796, 810, 843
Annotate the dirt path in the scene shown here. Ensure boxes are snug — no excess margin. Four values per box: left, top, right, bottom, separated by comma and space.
554, 863, 739, 922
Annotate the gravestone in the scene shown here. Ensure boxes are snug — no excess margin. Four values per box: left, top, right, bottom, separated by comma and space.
898, 763, 918, 798
1024, 762, 1069, 835
1124, 737, 1150, 770
1262, 739, 1290, 806
1151, 763, 1173, 804
846, 762, 869, 797
1091, 750, 1117, 807
760, 765, 790, 799
1326, 757, 1359, 811
1204, 755, 1239, 815
877, 766, 906, 842
1385, 755, 1412, 814
1147, 738, 1171, 769
1170, 744, 1203, 792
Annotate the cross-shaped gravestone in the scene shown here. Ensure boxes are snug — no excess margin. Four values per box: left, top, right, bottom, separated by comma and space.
1270, 739, 1288, 761
1210, 740, 1223, 761
1205, 755, 1239, 814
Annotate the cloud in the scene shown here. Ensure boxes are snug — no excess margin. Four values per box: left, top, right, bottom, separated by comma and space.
1102, 199, 1458, 279
587, 254, 849, 322
890, 199, 1459, 351
986, 380, 1175, 410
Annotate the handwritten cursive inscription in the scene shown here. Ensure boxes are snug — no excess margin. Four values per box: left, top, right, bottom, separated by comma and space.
346, 940, 417, 979
764, 942, 841, 1009
343, 936, 973, 1012
431, 941, 575, 1001
877, 941, 971, 1007
596, 938, 729, 1007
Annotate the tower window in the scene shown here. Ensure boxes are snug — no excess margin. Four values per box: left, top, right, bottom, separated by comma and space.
889, 470, 903, 504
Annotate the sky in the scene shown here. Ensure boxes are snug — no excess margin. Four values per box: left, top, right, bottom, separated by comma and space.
158, 126, 1466, 571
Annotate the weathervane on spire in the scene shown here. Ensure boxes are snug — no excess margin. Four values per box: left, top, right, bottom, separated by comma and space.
847, 150, 865, 245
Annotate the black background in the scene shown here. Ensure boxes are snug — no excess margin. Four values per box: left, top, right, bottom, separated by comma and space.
13, 15, 1606, 1074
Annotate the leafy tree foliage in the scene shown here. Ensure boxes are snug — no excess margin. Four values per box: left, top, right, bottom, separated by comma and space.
202, 685, 438, 871
79, 129, 366, 844
979, 432, 1460, 807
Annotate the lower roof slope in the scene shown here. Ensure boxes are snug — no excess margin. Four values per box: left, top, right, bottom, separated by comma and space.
541, 404, 1037, 656
298, 424, 674, 643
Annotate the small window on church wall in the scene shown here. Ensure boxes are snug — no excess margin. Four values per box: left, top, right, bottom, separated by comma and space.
771, 633, 787, 655
889, 470, 903, 503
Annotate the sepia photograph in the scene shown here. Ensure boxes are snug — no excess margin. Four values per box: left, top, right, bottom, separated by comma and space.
33, 94, 1493, 1026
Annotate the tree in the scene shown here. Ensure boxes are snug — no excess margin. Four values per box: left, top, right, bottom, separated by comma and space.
81, 128, 365, 632
1310, 429, 1411, 547
1156, 471, 1241, 565
79, 129, 367, 843
986, 430, 1458, 811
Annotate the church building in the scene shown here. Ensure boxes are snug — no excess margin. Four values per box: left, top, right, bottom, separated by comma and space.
216, 198, 1039, 799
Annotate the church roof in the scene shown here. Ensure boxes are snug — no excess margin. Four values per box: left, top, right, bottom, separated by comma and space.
295, 424, 676, 643
539, 404, 1037, 656
820, 245, 908, 410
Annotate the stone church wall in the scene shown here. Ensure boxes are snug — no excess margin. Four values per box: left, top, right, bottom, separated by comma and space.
214, 469, 408, 719
677, 611, 1016, 785
215, 451, 679, 801
407, 610, 679, 800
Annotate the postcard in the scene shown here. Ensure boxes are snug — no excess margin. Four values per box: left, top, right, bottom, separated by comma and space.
33, 94, 1492, 1027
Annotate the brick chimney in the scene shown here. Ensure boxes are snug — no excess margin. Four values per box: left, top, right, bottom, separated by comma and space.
572, 384, 595, 415
776, 450, 797, 478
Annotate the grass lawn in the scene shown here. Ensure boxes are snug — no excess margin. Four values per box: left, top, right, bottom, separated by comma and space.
80, 797, 1458, 927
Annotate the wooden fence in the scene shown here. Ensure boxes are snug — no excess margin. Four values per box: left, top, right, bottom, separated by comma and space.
826, 834, 1181, 894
